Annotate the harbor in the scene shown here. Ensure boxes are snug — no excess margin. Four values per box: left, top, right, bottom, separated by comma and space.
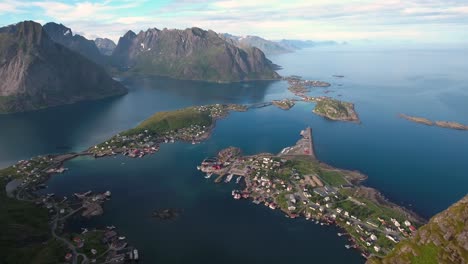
197, 127, 424, 259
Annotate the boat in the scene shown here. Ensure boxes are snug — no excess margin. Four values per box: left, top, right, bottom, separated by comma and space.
196, 166, 201, 170
118, 236, 126, 240
225, 174, 234, 183
204, 173, 212, 179
338, 233, 343, 237
236, 176, 242, 184
345, 244, 351, 249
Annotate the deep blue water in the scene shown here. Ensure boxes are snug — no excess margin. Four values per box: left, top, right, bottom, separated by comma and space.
2, 46, 468, 263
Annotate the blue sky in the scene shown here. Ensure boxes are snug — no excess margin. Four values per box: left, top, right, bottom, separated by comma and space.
1, 0, 468, 43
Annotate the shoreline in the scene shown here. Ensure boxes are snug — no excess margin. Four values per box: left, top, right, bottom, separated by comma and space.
198, 128, 426, 259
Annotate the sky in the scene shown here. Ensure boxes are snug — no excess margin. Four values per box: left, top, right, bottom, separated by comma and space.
1, 0, 468, 44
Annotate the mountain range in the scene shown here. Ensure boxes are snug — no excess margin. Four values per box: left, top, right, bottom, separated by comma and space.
111, 27, 280, 82
221, 34, 340, 55
0, 21, 126, 113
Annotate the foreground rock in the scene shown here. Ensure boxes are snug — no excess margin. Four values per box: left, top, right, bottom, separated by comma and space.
0, 21, 126, 113
111, 27, 280, 82
367, 195, 468, 264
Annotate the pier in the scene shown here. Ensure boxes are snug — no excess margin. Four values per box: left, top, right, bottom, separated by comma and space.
305, 127, 316, 159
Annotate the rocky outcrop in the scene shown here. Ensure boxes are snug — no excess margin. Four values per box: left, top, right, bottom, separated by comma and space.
94, 37, 116, 56
43, 22, 104, 65
111, 27, 280, 82
0, 21, 127, 113
368, 195, 468, 264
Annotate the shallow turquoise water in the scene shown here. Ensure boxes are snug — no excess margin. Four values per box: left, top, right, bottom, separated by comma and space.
2, 46, 468, 263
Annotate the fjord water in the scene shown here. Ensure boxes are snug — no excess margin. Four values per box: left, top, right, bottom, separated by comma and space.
2, 46, 468, 263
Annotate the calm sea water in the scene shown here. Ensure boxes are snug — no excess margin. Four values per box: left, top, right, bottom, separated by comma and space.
2, 46, 468, 263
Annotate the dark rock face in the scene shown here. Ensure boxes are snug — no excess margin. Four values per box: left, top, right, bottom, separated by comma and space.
43, 22, 104, 65
0, 21, 127, 113
111, 27, 280, 82
95, 37, 116, 56
368, 195, 468, 264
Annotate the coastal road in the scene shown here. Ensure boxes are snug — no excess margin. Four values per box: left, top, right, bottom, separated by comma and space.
51, 205, 88, 264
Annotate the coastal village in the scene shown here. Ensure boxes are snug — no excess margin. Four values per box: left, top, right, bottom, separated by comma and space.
198, 127, 424, 259
89, 104, 247, 158
1, 155, 139, 263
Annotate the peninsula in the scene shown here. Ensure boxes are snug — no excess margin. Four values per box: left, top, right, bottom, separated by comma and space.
89, 104, 247, 158
400, 114, 468, 130
198, 128, 424, 259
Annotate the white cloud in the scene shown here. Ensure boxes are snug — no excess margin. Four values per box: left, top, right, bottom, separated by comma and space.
2, 0, 468, 43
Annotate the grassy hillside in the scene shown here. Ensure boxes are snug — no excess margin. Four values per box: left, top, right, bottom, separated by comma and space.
368, 195, 468, 264
124, 107, 213, 136
0, 170, 65, 263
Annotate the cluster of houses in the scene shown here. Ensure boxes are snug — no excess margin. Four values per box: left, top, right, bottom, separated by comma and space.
65, 227, 139, 264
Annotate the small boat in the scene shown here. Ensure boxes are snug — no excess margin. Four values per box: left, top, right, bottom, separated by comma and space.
338, 233, 343, 237
118, 236, 126, 240
204, 173, 212, 179
196, 166, 201, 170
345, 244, 351, 249
225, 174, 234, 183
236, 176, 242, 184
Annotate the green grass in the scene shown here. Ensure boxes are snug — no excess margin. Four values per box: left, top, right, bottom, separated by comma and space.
410, 243, 439, 264
318, 170, 347, 186
0, 164, 67, 263
78, 231, 108, 260
124, 107, 212, 136
314, 98, 354, 119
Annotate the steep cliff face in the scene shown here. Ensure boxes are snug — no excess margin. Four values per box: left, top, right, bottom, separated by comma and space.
43, 22, 104, 65
111, 27, 280, 82
368, 195, 468, 264
0, 21, 126, 113
94, 37, 116, 56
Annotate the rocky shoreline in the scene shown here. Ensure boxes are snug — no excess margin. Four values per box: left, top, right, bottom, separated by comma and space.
400, 113, 468, 130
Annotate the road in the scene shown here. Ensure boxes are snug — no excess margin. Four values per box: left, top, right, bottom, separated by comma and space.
51, 205, 88, 264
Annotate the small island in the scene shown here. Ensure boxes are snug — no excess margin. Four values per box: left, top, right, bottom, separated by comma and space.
272, 99, 296, 110
400, 114, 468, 130
285, 76, 331, 97
306, 96, 359, 122
198, 128, 424, 259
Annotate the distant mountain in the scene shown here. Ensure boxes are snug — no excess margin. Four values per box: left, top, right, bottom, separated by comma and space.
0, 21, 126, 113
43, 22, 104, 65
278, 39, 338, 50
95, 37, 116, 56
368, 195, 468, 264
111, 27, 280, 82
221, 34, 292, 55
